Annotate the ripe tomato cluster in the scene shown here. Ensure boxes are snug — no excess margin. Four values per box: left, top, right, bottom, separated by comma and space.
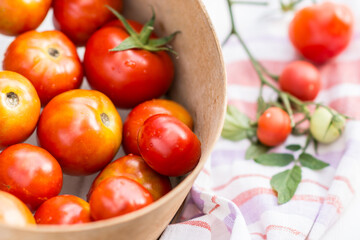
222, 0, 352, 205
0, 0, 201, 226
255, 1, 352, 147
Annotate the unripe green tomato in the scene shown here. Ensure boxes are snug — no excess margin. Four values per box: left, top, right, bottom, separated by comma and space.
310, 107, 346, 144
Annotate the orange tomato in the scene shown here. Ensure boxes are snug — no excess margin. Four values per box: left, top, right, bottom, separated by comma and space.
90, 177, 153, 221
0, 143, 63, 211
3, 30, 83, 105
37, 89, 123, 175
88, 154, 172, 201
0, 0, 52, 36
0, 71, 40, 149
0, 191, 35, 226
35, 195, 91, 225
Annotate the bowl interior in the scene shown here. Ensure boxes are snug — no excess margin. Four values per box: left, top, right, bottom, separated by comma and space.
0, 0, 226, 239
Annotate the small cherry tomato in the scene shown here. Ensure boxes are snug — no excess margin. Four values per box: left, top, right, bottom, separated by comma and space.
89, 176, 153, 221
53, 0, 123, 45
0, 0, 52, 36
257, 107, 292, 146
0, 191, 35, 227
84, 19, 174, 108
37, 89, 122, 176
88, 154, 172, 201
0, 71, 41, 150
310, 107, 346, 144
0, 144, 63, 211
279, 61, 321, 101
289, 2, 354, 63
3, 30, 83, 105
138, 114, 201, 176
123, 99, 193, 155
35, 195, 91, 225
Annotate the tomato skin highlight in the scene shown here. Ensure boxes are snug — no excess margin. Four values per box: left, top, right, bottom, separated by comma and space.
289, 2, 354, 63
0, 190, 35, 227
84, 20, 174, 109
257, 107, 292, 147
37, 89, 122, 176
89, 176, 153, 221
88, 154, 172, 201
0, 0, 52, 36
138, 114, 201, 177
123, 99, 193, 155
279, 61, 321, 101
3, 30, 83, 105
0, 143, 63, 211
53, 0, 123, 45
35, 195, 91, 225
0, 71, 41, 149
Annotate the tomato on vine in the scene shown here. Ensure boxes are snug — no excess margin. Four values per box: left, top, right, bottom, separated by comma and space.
289, 2, 354, 63
310, 107, 346, 144
257, 107, 292, 147
279, 61, 321, 101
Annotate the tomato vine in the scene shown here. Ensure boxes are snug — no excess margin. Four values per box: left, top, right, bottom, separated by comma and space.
221, 0, 348, 204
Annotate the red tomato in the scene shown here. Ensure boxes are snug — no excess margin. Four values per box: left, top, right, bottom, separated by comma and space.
138, 114, 201, 176
53, 0, 123, 45
35, 195, 91, 225
88, 154, 172, 201
0, 191, 35, 227
0, 71, 41, 149
0, 144, 63, 211
0, 0, 52, 36
3, 30, 83, 105
257, 107, 292, 147
89, 176, 153, 221
84, 20, 174, 108
289, 2, 354, 63
279, 61, 321, 101
37, 89, 122, 176
123, 99, 193, 155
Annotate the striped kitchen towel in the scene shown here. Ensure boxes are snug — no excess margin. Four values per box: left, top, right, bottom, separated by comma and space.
161, 1, 360, 239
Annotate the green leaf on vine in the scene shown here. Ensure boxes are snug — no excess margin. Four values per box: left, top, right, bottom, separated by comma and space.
299, 153, 329, 170
271, 165, 302, 204
285, 144, 302, 151
245, 143, 269, 160
254, 153, 294, 166
221, 105, 252, 141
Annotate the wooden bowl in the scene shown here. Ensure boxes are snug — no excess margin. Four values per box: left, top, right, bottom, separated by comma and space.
0, 0, 226, 239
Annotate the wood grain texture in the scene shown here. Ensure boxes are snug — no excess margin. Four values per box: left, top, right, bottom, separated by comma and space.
0, 0, 226, 239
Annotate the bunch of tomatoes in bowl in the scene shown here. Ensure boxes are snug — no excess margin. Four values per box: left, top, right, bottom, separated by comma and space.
0, 0, 202, 226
